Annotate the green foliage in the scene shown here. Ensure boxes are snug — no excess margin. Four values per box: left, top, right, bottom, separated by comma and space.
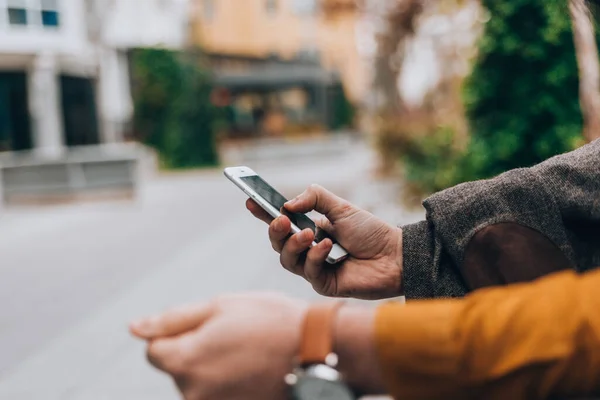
402, 126, 465, 193
132, 48, 220, 169
388, 0, 591, 203
460, 0, 586, 179
329, 84, 355, 130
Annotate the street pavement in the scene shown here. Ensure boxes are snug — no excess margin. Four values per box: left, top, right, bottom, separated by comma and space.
0, 140, 423, 399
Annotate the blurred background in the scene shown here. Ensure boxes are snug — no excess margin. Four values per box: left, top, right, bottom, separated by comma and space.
0, 0, 598, 398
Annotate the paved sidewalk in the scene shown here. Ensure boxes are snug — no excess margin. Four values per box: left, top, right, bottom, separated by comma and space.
0, 139, 417, 399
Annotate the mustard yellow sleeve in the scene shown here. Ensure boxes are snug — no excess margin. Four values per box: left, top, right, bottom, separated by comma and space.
375, 269, 600, 400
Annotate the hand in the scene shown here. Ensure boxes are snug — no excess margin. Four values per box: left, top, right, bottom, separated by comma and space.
247, 184, 403, 299
130, 293, 307, 400
130, 294, 386, 399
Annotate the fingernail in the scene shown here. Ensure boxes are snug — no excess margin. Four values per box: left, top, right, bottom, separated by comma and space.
286, 196, 300, 206
300, 230, 312, 242
273, 217, 283, 232
130, 319, 151, 336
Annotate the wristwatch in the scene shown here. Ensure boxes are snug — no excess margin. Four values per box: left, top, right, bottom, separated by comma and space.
285, 302, 356, 400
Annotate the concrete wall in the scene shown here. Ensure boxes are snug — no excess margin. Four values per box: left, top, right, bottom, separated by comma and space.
102, 0, 189, 49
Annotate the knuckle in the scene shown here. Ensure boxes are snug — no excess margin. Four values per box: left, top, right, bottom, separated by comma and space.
270, 238, 283, 253
308, 183, 322, 193
289, 234, 301, 249
311, 282, 327, 296
146, 341, 196, 375
269, 222, 285, 239
167, 344, 193, 375
280, 253, 298, 274
308, 184, 322, 199
291, 238, 307, 252
174, 347, 194, 374
279, 252, 289, 269
306, 247, 321, 262
316, 217, 333, 231
333, 201, 356, 218
146, 342, 163, 368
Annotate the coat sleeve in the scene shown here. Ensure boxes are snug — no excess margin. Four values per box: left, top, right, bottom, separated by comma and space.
375, 268, 600, 400
401, 139, 600, 299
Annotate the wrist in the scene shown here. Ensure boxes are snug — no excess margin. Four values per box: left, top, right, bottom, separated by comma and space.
333, 305, 386, 395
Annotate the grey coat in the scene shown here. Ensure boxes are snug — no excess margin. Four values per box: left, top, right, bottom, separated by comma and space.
402, 139, 600, 299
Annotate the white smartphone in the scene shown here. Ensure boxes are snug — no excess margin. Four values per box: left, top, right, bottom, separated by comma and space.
224, 166, 349, 264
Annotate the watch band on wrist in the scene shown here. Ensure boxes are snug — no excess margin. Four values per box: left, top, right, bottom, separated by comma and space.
287, 301, 356, 400
298, 301, 345, 367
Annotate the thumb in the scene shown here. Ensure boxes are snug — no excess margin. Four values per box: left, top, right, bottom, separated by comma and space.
130, 303, 214, 340
284, 184, 356, 221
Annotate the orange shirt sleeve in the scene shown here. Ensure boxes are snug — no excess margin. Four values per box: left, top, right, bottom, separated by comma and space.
375, 269, 600, 400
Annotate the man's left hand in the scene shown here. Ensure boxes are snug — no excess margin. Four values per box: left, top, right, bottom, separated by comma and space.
130, 293, 308, 400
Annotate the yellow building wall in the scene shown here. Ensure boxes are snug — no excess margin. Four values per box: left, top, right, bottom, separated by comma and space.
191, 0, 368, 102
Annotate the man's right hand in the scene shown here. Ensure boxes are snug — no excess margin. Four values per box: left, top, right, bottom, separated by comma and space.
246, 184, 403, 300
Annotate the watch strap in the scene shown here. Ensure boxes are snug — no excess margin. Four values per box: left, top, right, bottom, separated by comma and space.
298, 301, 345, 366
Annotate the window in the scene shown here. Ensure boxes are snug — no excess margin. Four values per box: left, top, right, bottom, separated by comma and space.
3, 0, 61, 28
7, 0, 27, 25
8, 8, 27, 25
41, 0, 59, 27
265, 0, 277, 15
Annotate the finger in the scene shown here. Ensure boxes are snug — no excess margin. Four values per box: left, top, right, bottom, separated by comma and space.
146, 337, 179, 372
268, 215, 292, 252
280, 229, 314, 275
304, 239, 332, 282
130, 303, 214, 340
284, 184, 356, 220
246, 198, 272, 224
315, 216, 335, 236
146, 334, 195, 374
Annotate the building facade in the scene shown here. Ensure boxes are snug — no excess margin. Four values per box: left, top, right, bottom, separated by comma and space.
193, 0, 367, 100
0, 0, 189, 157
191, 0, 366, 136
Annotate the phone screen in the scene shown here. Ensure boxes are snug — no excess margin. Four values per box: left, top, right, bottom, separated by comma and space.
240, 175, 318, 233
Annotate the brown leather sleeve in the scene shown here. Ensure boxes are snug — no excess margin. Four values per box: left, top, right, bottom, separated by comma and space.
462, 222, 572, 291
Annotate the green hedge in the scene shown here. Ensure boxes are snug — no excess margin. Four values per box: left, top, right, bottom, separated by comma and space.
330, 83, 355, 130
131, 48, 220, 169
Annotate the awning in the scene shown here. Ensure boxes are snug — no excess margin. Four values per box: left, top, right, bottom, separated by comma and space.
214, 64, 340, 89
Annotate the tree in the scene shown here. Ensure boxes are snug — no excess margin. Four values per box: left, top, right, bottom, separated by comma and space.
131, 48, 220, 169
372, 0, 424, 113
569, 0, 600, 142
373, 0, 479, 192
461, 0, 586, 179
374, 0, 598, 201
371, 0, 425, 173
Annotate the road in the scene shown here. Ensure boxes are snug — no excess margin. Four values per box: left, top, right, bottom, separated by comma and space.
0, 141, 422, 399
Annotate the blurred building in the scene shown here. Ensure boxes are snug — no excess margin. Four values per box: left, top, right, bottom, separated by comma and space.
0, 0, 188, 155
191, 0, 367, 136
0, 0, 189, 205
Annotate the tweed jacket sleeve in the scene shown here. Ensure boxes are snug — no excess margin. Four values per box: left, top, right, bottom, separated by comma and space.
401, 139, 600, 300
